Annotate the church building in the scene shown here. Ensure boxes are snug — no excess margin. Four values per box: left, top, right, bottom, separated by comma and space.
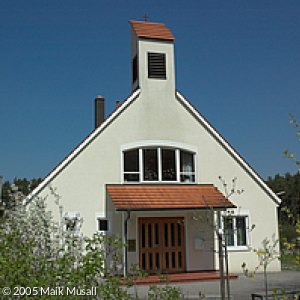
27, 20, 281, 274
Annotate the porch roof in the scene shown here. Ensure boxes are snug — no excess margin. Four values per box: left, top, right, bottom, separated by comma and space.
106, 184, 235, 211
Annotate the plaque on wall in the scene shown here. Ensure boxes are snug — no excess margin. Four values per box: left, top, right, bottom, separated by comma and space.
128, 239, 136, 252
194, 237, 204, 250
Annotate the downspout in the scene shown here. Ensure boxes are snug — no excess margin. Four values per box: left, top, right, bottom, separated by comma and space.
124, 210, 131, 276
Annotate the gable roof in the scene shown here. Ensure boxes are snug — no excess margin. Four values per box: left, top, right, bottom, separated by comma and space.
107, 184, 235, 211
130, 20, 175, 41
26, 88, 281, 207
25, 88, 141, 203
175, 90, 282, 206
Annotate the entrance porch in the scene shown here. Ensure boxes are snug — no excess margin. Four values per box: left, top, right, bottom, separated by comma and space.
106, 184, 236, 277
123, 270, 238, 285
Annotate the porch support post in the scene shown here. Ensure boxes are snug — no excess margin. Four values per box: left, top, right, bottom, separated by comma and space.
124, 210, 131, 276
217, 211, 226, 300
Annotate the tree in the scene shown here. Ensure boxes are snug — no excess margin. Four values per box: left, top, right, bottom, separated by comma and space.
0, 177, 42, 211
284, 113, 300, 170
189, 176, 245, 300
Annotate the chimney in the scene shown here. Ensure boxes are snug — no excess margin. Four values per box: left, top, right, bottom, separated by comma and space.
94, 96, 105, 128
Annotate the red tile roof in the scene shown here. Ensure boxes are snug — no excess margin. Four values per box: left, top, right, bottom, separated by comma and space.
130, 20, 175, 41
107, 184, 235, 211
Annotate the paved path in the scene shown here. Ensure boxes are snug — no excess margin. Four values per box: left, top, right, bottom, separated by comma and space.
129, 270, 300, 299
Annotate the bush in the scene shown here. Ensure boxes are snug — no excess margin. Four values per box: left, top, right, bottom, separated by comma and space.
0, 195, 191, 299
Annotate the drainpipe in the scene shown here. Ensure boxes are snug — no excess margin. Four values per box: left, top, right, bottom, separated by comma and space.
124, 210, 131, 276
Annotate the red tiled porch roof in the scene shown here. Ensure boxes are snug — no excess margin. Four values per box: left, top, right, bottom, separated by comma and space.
107, 184, 235, 211
130, 20, 175, 41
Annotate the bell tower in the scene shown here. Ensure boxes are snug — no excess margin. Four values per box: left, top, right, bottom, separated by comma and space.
129, 20, 175, 96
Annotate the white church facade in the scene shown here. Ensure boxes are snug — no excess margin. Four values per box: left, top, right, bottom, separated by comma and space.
27, 20, 281, 274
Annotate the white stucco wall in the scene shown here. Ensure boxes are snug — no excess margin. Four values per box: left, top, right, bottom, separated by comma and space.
35, 25, 280, 274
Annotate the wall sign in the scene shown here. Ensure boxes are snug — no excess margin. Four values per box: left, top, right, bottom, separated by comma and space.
194, 237, 204, 250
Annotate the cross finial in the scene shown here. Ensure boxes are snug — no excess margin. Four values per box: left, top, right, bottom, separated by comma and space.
142, 14, 149, 22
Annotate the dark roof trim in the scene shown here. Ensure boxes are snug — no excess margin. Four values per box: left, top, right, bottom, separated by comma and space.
175, 90, 282, 206
116, 207, 228, 212
25, 89, 141, 204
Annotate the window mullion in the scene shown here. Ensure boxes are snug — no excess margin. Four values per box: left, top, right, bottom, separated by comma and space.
176, 149, 180, 182
139, 148, 143, 182
194, 153, 197, 183
158, 148, 162, 182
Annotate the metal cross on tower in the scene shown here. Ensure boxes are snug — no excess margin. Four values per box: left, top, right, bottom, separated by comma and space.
142, 14, 149, 22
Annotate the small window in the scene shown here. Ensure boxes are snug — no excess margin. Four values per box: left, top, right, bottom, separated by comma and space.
143, 149, 158, 181
98, 219, 109, 232
180, 151, 195, 182
221, 210, 250, 250
124, 149, 139, 182
63, 212, 80, 235
148, 52, 166, 79
132, 55, 138, 84
162, 149, 176, 181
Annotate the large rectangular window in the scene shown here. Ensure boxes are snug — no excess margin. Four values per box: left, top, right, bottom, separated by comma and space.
123, 147, 196, 183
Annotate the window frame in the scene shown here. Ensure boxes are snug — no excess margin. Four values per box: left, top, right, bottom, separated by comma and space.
95, 212, 112, 234
63, 212, 81, 236
121, 141, 197, 184
220, 209, 251, 251
148, 52, 166, 79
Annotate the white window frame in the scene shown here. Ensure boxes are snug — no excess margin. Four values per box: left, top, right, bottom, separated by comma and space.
95, 211, 112, 234
63, 211, 81, 236
220, 209, 251, 251
121, 141, 198, 184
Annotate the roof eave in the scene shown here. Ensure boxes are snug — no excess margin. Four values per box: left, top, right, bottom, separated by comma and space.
24, 88, 141, 205
115, 206, 234, 212
175, 90, 282, 207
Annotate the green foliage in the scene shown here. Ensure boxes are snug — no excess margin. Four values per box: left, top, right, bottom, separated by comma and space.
0, 193, 192, 299
242, 236, 280, 299
284, 113, 300, 170
0, 177, 42, 208
266, 172, 300, 229
148, 274, 183, 300
279, 222, 298, 242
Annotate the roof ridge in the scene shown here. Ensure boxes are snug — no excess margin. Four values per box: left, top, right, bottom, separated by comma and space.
175, 90, 281, 206
130, 20, 175, 41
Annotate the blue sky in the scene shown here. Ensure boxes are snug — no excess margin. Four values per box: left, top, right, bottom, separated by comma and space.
1, 0, 300, 183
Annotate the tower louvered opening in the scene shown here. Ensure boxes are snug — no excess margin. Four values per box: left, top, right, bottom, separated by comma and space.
132, 55, 138, 84
148, 52, 166, 79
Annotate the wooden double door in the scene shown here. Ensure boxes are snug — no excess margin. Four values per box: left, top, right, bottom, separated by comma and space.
139, 217, 185, 274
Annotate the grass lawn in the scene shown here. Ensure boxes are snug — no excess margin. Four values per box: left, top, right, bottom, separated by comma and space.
281, 253, 300, 271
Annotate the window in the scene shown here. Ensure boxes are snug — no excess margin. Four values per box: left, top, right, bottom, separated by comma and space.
63, 212, 80, 235
123, 147, 196, 183
124, 149, 139, 182
98, 219, 109, 232
162, 149, 176, 181
180, 151, 195, 182
221, 210, 250, 250
148, 52, 166, 79
96, 212, 112, 234
143, 149, 158, 181
132, 55, 138, 84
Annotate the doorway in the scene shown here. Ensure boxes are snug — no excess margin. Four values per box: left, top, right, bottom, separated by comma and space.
139, 217, 185, 274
